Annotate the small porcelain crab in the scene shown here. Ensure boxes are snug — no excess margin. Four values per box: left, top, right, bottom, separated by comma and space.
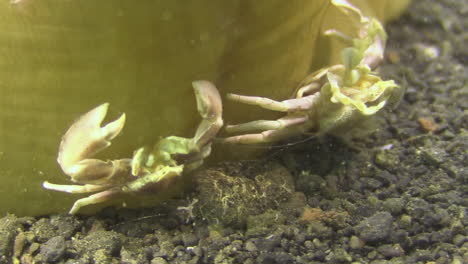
222, 0, 403, 144
43, 80, 223, 214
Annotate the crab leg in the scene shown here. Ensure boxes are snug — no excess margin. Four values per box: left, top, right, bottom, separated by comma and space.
68, 188, 121, 215
295, 83, 321, 98
222, 125, 306, 144
226, 92, 320, 112
42, 181, 111, 194
225, 116, 308, 134
220, 92, 320, 144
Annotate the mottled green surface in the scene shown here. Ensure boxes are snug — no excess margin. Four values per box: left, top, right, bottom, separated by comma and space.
0, 0, 410, 216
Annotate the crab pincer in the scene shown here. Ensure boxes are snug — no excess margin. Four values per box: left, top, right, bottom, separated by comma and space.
43, 81, 224, 214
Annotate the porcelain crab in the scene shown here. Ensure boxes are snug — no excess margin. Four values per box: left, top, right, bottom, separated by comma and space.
43, 80, 223, 214
222, 0, 403, 144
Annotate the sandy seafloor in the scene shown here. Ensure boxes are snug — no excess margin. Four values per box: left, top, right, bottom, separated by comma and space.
1, 0, 467, 263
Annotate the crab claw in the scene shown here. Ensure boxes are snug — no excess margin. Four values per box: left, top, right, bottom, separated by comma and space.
147, 81, 224, 171
56, 103, 130, 185
191, 80, 223, 150
44, 81, 223, 214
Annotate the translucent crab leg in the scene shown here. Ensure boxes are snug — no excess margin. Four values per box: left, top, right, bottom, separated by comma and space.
68, 188, 121, 215
295, 83, 321, 98
222, 126, 304, 144
42, 181, 111, 194
227, 93, 321, 112
225, 115, 308, 134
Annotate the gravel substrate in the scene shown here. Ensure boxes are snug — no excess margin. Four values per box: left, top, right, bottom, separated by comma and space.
1, 0, 467, 263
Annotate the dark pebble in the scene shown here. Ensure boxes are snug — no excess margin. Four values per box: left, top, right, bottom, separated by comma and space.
407, 249, 434, 262
49, 215, 82, 239
153, 241, 174, 258
151, 257, 168, 264
360, 177, 384, 190
253, 234, 281, 252
413, 232, 431, 248
355, 212, 394, 243
75, 230, 122, 256
40, 236, 66, 263
377, 243, 405, 258
405, 198, 430, 220
31, 218, 58, 243
182, 233, 199, 247
0, 215, 21, 263
431, 229, 453, 243
257, 252, 294, 264
382, 198, 405, 216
